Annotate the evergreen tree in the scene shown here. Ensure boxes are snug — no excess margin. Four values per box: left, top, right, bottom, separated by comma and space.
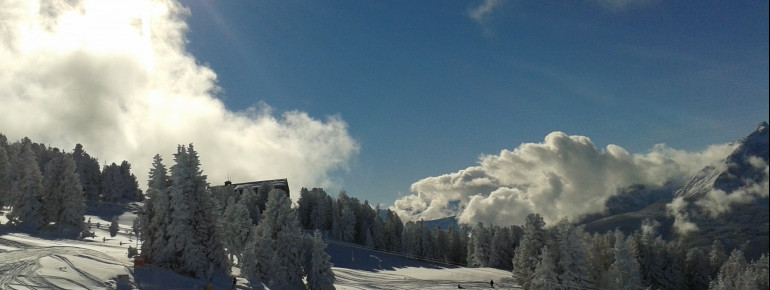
747, 254, 769, 289
43, 152, 85, 233
512, 213, 547, 289
101, 163, 122, 202
239, 225, 262, 282
240, 186, 261, 224
685, 247, 711, 290
664, 241, 687, 289
72, 144, 101, 201
307, 230, 336, 290
469, 222, 491, 267
310, 190, 331, 231
339, 201, 356, 242
709, 249, 747, 290
297, 187, 313, 228
140, 154, 172, 266
635, 231, 669, 288
554, 222, 592, 288
433, 227, 449, 262
447, 225, 467, 265
110, 216, 120, 237
165, 145, 229, 278
371, 207, 386, 250
709, 240, 727, 278
220, 196, 252, 265
531, 245, 559, 289
245, 189, 304, 288
419, 221, 437, 260
489, 226, 514, 270
8, 142, 47, 230
0, 146, 10, 207
118, 161, 142, 201
586, 231, 616, 288
384, 209, 403, 252
608, 231, 642, 290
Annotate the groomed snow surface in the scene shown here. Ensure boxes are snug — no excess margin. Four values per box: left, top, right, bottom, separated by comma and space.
1, 209, 517, 289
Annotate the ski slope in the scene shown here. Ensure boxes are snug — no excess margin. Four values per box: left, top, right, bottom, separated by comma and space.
1, 210, 519, 289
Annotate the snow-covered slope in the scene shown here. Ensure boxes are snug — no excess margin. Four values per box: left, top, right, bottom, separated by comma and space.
1, 210, 519, 289
677, 121, 769, 199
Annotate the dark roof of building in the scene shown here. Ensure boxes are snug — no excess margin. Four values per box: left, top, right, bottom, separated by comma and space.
226, 178, 290, 196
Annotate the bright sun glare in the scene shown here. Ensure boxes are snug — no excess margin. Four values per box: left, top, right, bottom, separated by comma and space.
21, 0, 155, 71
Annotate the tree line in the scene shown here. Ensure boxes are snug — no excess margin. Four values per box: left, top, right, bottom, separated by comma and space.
293, 187, 768, 289
0, 134, 142, 236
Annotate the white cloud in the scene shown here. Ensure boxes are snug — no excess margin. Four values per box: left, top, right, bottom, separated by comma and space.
666, 196, 699, 235
694, 158, 769, 218
665, 154, 768, 235
468, 0, 506, 23
588, 0, 656, 12
0, 0, 359, 197
393, 131, 735, 226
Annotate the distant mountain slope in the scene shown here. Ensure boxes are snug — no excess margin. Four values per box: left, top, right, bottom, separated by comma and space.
582, 121, 769, 257
678, 121, 768, 199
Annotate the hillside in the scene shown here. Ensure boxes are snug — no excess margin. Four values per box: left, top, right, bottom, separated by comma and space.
0, 209, 516, 289
581, 121, 770, 256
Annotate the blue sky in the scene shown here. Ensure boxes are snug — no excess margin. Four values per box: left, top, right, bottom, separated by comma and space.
178, 0, 769, 206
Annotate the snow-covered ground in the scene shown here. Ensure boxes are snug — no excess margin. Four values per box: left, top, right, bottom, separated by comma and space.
1, 209, 519, 289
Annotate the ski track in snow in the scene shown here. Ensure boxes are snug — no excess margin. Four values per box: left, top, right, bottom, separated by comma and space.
0, 241, 130, 289
1, 214, 521, 289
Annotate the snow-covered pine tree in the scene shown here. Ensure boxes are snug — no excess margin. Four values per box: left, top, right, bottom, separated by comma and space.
419, 221, 437, 260
447, 225, 466, 265
586, 231, 615, 288
489, 226, 514, 270
72, 144, 101, 201
165, 145, 229, 278
469, 222, 491, 267
709, 240, 727, 278
339, 201, 356, 242
307, 229, 336, 290
240, 186, 261, 224
297, 187, 313, 229
512, 213, 547, 289
685, 247, 711, 290
531, 245, 559, 289
634, 232, 659, 288
311, 190, 331, 231
0, 146, 10, 207
709, 249, 747, 290
745, 254, 769, 289
43, 151, 85, 233
247, 188, 305, 288
433, 227, 448, 262
268, 188, 305, 287
608, 230, 642, 290
554, 222, 592, 289
101, 163, 122, 202
220, 196, 252, 265
8, 142, 47, 230
371, 207, 386, 250
384, 209, 403, 252
255, 181, 273, 212
140, 154, 173, 266
110, 216, 120, 237
239, 225, 263, 282
401, 221, 418, 256
664, 241, 687, 289
118, 161, 142, 201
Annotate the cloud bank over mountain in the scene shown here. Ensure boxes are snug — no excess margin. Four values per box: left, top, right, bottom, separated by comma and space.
0, 0, 359, 193
393, 131, 736, 226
